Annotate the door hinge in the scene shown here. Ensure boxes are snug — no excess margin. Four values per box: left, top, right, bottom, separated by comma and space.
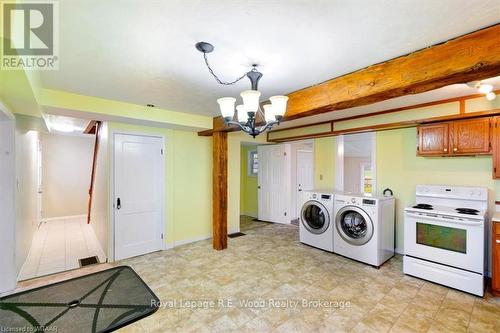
284, 212, 287, 216
161, 233, 164, 239
161, 148, 163, 155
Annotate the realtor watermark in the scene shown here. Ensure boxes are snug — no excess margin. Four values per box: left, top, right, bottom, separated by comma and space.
0, 326, 57, 332
1, 0, 59, 70
152, 298, 351, 310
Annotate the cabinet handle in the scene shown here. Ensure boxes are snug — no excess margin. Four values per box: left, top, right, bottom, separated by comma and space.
496, 240, 500, 244
453, 148, 458, 152
443, 148, 448, 152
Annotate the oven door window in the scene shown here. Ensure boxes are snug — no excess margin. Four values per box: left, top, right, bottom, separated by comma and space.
416, 222, 466, 254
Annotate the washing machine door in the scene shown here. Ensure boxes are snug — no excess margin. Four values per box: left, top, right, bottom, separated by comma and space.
301, 200, 330, 234
335, 206, 374, 245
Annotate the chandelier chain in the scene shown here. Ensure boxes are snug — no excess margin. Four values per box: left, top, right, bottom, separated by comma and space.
203, 53, 247, 86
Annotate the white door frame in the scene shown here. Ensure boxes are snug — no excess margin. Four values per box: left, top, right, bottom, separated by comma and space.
0, 101, 16, 293
109, 130, 166, 261
291, 140, 314, 220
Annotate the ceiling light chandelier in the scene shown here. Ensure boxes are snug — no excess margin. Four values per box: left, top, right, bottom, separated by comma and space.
195, 41, 288, 138
467, 81, 497, 101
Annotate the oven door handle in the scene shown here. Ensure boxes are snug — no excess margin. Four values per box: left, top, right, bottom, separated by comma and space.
405, 212, 483, 226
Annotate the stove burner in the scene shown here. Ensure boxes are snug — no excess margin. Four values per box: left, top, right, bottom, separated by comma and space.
456, 208, 479, 215
413, 203, 433, 210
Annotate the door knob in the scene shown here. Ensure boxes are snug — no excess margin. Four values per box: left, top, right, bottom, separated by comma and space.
116, 197, 121, 210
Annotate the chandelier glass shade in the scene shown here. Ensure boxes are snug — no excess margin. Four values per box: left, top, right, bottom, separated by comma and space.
196, 41, 288, 138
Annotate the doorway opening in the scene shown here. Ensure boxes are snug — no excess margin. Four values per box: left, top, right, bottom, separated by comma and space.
239, 142, 260, 232
17, 116, 107, 281
335, 132, 376, 193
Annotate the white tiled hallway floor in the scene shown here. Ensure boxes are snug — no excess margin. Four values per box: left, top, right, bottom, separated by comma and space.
18, 216, 106, 280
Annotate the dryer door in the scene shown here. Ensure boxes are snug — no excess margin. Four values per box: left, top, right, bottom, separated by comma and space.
301, 200, 330, 234
335, 206, 374, 245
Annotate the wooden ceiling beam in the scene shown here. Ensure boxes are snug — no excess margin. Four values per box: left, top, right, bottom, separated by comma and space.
285, 24, 500, 120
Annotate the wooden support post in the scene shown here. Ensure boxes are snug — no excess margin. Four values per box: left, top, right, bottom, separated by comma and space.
212, 131, 228, 250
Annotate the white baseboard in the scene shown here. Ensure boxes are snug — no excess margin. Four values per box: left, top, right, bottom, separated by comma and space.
395, 247, 404, 255
43, 214, 86, 222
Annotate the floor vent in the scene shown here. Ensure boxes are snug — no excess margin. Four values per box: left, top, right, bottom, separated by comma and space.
228, 232, 246, 238
79, 256, 100, 267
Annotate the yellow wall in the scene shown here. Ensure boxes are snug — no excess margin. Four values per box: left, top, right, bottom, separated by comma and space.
107, 122, 213, 247
314, 137, 336, 190
240, 145, 259, 217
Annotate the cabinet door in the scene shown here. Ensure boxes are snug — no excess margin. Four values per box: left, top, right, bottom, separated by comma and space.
417, 123, 449, 156
492, 223, 500, 295
451, 118, 491, 155
493, 117, 500, 178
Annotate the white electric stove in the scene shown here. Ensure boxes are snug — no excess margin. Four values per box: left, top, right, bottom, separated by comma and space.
403, 184, 488, 296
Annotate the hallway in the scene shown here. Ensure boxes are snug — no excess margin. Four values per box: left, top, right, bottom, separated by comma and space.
18, 216, 106, 280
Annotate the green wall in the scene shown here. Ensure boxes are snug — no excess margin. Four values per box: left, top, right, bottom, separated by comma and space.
240, 145, 259, 217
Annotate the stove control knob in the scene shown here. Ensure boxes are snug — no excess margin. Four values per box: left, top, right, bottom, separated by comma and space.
351, 198, 356, 204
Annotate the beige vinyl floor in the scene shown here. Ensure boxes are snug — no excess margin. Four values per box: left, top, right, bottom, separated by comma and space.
10, 216, 500, 332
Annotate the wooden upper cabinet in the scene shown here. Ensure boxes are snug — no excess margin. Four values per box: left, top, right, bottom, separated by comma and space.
417, 117, 492, 157
417, 123, 449, 156
493, 117, 500, 178
450, 118, 491, 155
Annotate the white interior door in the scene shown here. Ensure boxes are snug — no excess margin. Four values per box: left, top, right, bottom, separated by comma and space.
114, 134, 164, 260
296, 150, 314, 218
257, 146, 269, 221
258, 145, 287, 223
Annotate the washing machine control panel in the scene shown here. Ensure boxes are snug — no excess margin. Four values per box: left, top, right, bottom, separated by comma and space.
310, 193, 332, 202
338, 196, 377, 208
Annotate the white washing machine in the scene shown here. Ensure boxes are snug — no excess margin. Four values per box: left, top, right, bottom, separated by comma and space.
299, 191, 335, 252
334, 193, 395, 267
